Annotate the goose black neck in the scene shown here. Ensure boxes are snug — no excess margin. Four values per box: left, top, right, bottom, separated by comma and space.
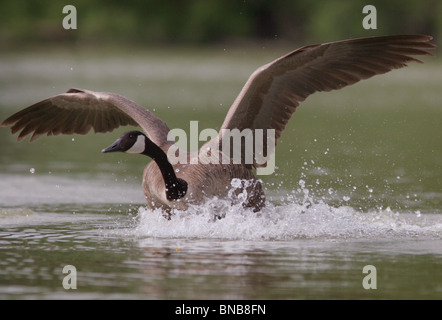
141, 140, 187, 200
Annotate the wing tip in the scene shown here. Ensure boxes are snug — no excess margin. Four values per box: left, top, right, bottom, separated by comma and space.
1, 115, 16, 127
16, 132, 27, 142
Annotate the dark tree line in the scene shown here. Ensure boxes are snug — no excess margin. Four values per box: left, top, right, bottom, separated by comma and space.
1, 0, 440, 46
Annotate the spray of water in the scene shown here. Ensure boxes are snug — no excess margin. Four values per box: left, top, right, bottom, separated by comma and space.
134, 181, 442, 241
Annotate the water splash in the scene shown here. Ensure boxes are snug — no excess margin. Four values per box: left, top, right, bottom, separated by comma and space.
134, 189, 442, 241
132, 175, 442, 241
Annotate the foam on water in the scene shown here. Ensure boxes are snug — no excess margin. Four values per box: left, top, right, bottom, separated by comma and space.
132, 177, 442, 241
134, 198, 442, 241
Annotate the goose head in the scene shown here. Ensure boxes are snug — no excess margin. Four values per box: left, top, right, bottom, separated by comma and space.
102, 130, 188, 200
101, 130, 148, 154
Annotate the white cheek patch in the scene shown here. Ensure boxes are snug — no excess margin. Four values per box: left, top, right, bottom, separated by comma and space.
126, 135, 146, 154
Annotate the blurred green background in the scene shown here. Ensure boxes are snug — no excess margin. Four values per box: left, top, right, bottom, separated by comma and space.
1, 0, 440, 48
0, 0, 440, 213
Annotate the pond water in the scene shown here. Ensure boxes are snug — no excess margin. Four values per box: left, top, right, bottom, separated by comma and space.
0, 48, 441, 299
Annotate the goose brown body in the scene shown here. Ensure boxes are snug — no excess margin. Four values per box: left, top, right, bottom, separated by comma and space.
142, 154, 265, 212
1, 35, 435, 213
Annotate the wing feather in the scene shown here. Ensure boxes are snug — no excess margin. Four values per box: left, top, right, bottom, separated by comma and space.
212, 35, 435, 167
1, 88, 171, 148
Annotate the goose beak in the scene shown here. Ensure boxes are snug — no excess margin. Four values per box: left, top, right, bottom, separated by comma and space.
102, 139, 123, 153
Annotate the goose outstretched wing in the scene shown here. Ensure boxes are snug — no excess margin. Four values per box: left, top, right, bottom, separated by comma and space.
211, 35, 434, 167
1, 88, 171, 148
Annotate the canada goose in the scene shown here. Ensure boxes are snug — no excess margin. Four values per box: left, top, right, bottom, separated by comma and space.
1, 35, 435, 213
